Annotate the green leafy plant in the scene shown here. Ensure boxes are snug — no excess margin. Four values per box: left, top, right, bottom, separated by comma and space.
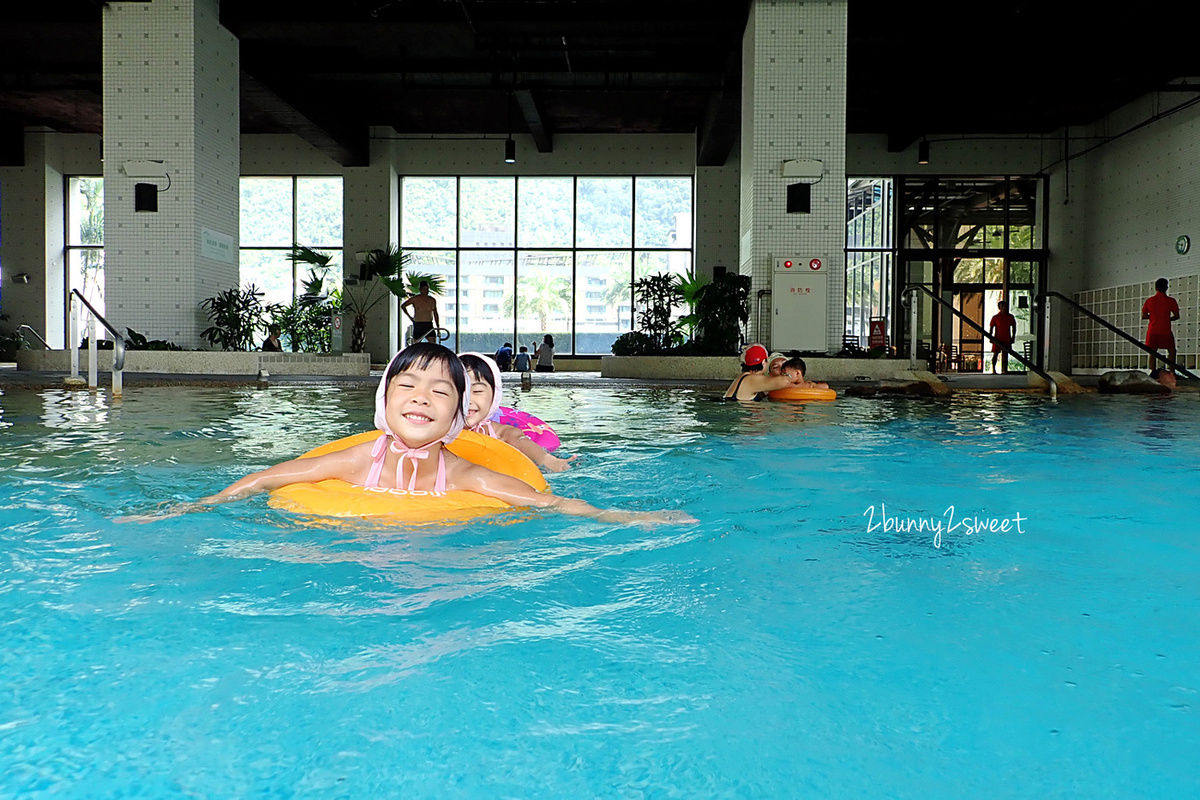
503, 270, 571, 332
291, 244, 412, 353
125, 327, 182, 351
0, 315, 30, 358
632, 272, 684, 353
404, 271, 446, 298
692, 271, 750, 355
272, 267, 334, 352
609, 330, 658, 356
674, 272, 710, 341
200, 285, 276, 351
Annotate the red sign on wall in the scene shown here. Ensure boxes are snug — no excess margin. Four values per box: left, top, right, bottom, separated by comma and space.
868, 317, 886, 349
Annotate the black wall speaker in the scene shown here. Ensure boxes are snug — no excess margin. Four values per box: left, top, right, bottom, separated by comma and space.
134, 182, 158, 212
786, 182, 811, 214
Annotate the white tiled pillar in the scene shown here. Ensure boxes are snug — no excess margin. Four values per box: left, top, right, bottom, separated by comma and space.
739, 0, 847, 352
344, 130, 400, 362
102, 0, 239, 347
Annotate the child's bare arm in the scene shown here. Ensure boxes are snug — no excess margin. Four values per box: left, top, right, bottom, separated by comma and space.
205, 446, 368, 502
119, 445, 370, 523
499, 424, 576, 472
459, 464, 693, 526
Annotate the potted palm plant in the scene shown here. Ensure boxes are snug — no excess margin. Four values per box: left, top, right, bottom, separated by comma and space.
290, 244, 414, 353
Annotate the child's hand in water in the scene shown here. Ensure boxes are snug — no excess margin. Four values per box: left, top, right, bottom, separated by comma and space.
544, 453, 578, 472
629, 509, 698, 526
117, 491, 246, 523
117, 499, 217, 524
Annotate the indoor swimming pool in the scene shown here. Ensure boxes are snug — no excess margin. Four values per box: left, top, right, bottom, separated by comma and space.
1, 383, 1197, 798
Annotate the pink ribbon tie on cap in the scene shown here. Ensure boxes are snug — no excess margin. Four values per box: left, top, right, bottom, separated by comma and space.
390, 438, 432, 491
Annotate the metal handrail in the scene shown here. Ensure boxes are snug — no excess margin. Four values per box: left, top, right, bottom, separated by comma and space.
902, 284, 1058, 399
1037, 290, 1200, 382
72, 289, 125, 372
16, 325, 50, 349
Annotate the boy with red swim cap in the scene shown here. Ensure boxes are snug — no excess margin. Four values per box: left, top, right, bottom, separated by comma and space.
1142, 278, 1180, 372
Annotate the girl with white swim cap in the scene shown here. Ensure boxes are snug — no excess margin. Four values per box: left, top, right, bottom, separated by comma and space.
460, 353, 576, 472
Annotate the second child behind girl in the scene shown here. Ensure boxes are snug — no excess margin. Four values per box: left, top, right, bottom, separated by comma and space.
460, 353, 575, 472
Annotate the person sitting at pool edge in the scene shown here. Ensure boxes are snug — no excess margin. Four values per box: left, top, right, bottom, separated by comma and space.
513, 346, 532, 372
262, 324, 283, 352
534, 335, 555, 372
494, 342, 514, 371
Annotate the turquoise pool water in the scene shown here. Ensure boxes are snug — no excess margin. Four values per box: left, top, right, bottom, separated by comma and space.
1, 384, 1198, 798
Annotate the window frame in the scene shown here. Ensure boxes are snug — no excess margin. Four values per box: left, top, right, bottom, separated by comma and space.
239, 175, 344, 305
400, 175, 695, 356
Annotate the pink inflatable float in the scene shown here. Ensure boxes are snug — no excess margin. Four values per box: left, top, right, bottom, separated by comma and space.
491, 406, 561, 452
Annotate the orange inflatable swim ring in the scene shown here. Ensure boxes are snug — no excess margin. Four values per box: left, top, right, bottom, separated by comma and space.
767, 386, 837, 401
269, 429, 548, 522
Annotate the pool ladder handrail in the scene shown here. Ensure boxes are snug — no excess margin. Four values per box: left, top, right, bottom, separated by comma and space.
15, 324, 50, 349
901, 284, 1058, 400
1036, 290, 1199, 382
70, 289, 125, 396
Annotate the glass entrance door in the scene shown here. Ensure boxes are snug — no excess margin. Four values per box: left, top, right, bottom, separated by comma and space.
896, 175, 1048, 373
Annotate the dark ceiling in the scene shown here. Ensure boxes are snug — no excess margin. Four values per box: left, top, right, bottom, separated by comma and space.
3, 1, 1200, 167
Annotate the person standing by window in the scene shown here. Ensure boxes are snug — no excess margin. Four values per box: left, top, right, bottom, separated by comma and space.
401, 281, 441, 344
534, 334, 555, 373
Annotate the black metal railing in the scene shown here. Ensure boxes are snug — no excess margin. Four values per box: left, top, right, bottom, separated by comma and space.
902, 284, 1058, 398
1037, 290, 1199, 381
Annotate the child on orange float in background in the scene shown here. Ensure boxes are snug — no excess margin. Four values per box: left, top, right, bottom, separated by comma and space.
127, 343, 691, 526
459, 353, 575, 473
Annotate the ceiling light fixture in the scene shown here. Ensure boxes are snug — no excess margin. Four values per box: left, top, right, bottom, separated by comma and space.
504, 87, 517, 164
918, 139, 930, 165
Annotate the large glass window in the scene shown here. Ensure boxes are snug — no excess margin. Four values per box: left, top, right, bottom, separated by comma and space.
240, 176, 343, 306
66, 176, 106, 322
401, 176, 693, 355
845, 178, 893, 345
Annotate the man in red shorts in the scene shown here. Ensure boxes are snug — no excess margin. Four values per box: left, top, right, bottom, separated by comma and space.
1142, 277, 1180, 372
988, 299, 1017, 373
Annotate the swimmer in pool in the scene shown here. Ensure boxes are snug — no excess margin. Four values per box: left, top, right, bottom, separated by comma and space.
783, 357, 830, 390
129, 343, 692, 526
723, 344, 803, 401
460, 352, 576, 472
